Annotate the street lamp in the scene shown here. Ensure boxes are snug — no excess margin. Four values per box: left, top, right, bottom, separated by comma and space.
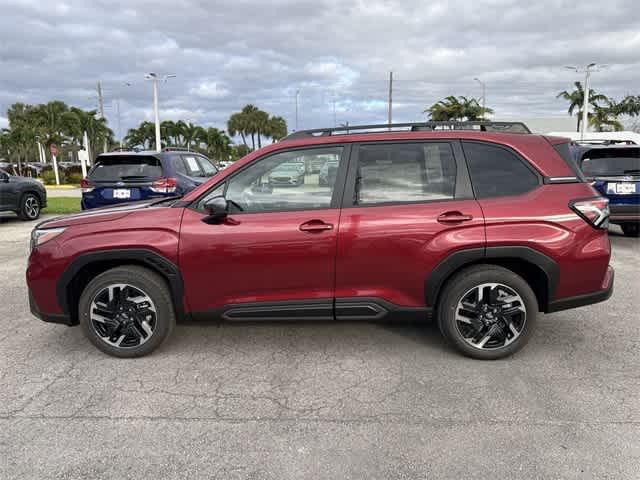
145, 73, 176, 152
564, 63, 600, 140
474, 77, 486, 120
295, 89, 300, 131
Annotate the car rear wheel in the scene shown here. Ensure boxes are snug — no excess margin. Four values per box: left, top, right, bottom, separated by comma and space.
18, 193, 41, 220
621, 223, 640, 237
437, 265, 537, 360
78, 266, 175, 358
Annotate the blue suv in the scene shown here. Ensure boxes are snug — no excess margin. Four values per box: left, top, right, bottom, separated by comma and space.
573, 143, 640, 236
81, 149, 219, 210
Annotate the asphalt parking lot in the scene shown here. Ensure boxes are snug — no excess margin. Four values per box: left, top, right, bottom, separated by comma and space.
1, 214, 638, 479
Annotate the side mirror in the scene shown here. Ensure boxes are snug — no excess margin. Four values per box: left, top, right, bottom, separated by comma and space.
202, 196, 228, 224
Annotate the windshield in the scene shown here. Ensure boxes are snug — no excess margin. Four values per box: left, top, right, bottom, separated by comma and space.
89, 155, 163, 182
580, 148, 640, 176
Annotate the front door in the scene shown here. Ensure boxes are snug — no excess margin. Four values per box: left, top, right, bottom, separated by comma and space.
179, 145, 349, 320
334, 141, 485, 319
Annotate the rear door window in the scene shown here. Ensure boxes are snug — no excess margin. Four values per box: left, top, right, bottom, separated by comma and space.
181, 155, 205, 177
354, 142, 457, 205
88, 155, 163, 182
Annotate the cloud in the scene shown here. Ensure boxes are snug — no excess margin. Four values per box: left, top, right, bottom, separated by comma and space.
0, 0, 637, 139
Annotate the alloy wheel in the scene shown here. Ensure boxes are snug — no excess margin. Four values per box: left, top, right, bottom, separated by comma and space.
454, 282, 527, 350
24, 196, 39, 219
89, 283, 157, 349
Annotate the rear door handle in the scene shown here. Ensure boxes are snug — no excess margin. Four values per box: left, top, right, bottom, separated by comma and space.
299, 220, 334, 232
437, 211, 474, 224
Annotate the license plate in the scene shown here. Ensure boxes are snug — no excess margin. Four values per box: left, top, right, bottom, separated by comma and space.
614, 183, 636, 194
113, 189, 131, 199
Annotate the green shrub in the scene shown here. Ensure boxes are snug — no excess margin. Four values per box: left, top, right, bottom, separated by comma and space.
66, 172, 84, 184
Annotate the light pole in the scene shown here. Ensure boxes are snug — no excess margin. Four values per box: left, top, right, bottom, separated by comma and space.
474, 77, 486, 120
295, 89, 300, 131
145, 73, 176, 152
565, 63, 598, 140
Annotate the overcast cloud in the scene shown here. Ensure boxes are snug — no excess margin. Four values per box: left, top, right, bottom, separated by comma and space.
0, 0, 638, 137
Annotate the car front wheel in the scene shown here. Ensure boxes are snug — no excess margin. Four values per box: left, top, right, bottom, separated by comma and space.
437, 265, 538, 360
78, 266, 175, 358
18, 193, 41, 220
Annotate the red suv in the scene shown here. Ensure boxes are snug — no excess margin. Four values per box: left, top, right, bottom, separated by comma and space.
26, 122, 614, 359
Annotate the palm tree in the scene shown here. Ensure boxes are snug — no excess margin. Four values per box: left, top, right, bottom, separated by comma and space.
161, 120, 179, 146
267, 116, 288, 142
589, 106, 624, 132
68, 107, 112, 160
556, 81, 608, 132
178, 122, 206, 151
205, 127, 232, 160
424, 96, 492, 121
228, 112, 248, 148
124, 121, 156, 150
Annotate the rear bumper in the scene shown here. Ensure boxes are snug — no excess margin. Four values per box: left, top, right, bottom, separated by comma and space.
547, 266, 614, 313
28, 289, 72, 326
609, 204, 640, 223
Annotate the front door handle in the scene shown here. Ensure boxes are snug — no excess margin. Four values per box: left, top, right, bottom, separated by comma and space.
437, 211, 474, 224
299, 220, 334, 232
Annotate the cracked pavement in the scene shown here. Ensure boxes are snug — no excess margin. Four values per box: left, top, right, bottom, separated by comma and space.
1, 214, 639, 479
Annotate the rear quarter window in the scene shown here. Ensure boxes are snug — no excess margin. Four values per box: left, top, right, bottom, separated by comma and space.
462, 141, 540, 199
89, 155, 163, 182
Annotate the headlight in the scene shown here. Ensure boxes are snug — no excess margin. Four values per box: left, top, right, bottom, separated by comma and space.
30, 227, 65, 251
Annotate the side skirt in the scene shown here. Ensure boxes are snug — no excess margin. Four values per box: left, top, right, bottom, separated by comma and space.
193, 298, 432, 322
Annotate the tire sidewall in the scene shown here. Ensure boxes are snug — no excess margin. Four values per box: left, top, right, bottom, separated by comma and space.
438, 267, 538, 360
79, 268, 175, 358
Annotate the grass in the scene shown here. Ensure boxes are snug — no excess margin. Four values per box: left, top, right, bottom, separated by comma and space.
43, 197, 81, 214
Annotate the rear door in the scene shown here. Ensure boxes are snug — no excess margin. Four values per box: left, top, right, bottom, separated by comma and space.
334, 141, 485, 318
84, 154, 165, 206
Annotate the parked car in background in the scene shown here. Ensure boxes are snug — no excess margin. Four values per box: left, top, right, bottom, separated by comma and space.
0, 168, 47, 220
268, 162, 305, 186
27, 121, 613, 359
573, 143, 640, 236
80, 149, 219, 210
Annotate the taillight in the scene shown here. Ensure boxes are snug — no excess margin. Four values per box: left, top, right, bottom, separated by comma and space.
80, 178, 93, 193
150, 177, 177, 193
570, 196, 609, 229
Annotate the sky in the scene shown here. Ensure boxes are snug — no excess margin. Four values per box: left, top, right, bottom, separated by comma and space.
0, 0, 639, 139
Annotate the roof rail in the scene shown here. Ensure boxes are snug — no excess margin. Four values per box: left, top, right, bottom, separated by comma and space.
162, 147, 197, 152
283, 121, 531, 140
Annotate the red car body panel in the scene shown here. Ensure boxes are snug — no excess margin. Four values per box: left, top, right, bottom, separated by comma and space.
334, 200, 485, 307
178, 207, 340, 311
27, 206, 183, 315
479, 183, 611, 298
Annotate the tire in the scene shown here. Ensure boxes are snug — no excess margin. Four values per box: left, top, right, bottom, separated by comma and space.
437, 265, 538, 360
621, 223, 640, 237
18, 192, 41, 220
78, 266, 175, 358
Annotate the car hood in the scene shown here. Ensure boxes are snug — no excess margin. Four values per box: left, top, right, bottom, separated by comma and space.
37, 197, 179, 229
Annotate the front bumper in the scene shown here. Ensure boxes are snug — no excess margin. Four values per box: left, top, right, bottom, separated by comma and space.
547, 266, 614, 313
28, 289, 72, 326
609, 204, 640, 223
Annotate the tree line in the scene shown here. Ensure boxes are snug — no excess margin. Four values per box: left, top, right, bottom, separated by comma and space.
123, 104, 288, 160
424, 85, 640, 132
0, 101, 113, 175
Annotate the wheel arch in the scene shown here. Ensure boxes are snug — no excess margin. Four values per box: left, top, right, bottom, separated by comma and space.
18, 188, 45, 209
57, 249, 185, 325
426, 247, 559, 313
